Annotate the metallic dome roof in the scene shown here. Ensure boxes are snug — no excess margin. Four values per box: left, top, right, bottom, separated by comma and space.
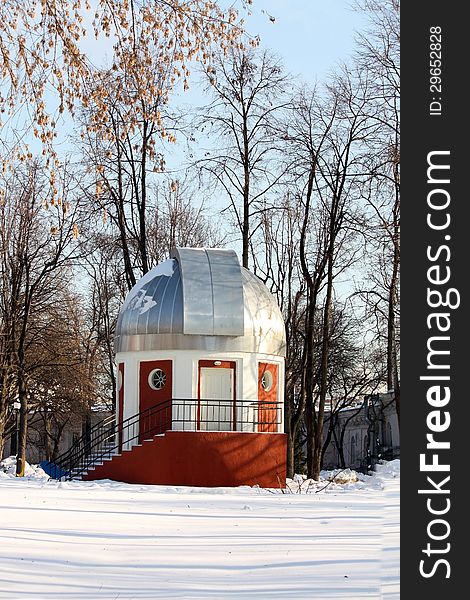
115, 248, 286, 357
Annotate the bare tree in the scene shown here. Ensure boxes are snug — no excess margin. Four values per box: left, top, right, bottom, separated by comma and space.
79, 66, 222, 292
197, 48, 288, 268
252, 193, 306, 477
0, 163, 80, 473
146, 178, 225, 262
76, 230, 127, 414
354, 0, 400, 422
78, 66, 176, 288
321, 313, 384, 468
285, 68, 374, 480
24, 292, 97, 462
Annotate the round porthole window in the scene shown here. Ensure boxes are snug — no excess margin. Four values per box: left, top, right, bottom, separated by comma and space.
148, 368, 166, 391
261, 370, 273, 392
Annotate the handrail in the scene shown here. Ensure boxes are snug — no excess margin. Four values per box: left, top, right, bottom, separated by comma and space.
43, 399, 173, 481
49, 412, 116, 468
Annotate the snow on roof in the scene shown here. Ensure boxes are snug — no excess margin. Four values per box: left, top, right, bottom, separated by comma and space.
121, 259, 175, 312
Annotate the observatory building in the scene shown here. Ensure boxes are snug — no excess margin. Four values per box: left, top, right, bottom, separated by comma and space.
83, 247, 287, 487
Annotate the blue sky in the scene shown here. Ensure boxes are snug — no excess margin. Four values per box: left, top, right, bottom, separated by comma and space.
165, 1, 368, 173
241, 0, 366, 82
169, 1, 367, 106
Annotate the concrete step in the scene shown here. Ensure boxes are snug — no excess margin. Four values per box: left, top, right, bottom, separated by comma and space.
76, 451, 123, 474
142, 434, 166, 443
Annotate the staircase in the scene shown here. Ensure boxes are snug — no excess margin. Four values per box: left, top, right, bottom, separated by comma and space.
68, 439, 117, 480
82, 433, 167, 482
41, 400, 172, 481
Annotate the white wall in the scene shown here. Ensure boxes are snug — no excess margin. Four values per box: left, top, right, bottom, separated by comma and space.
115, 349, 284, 434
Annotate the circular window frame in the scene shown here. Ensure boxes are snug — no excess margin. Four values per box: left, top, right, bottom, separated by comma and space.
148, 368, 167, 391
261, 370, 273, 392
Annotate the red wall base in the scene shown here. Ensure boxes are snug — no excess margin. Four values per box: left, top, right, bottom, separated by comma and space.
83, 431, 287, 488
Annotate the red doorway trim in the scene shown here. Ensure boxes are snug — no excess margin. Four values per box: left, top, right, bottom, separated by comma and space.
197, 360, 237, 431
118, 363, 124, 452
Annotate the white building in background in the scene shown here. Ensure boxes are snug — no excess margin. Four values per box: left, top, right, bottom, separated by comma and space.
322, 391, 400, 471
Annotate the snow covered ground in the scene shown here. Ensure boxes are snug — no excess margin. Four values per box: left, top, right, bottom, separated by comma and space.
0, 460, 399, 599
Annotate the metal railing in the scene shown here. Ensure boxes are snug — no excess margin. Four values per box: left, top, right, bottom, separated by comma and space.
42, 398, 282, 481
42, 400, 172, 480
172, 398, 282, 432
40, 412, 116, 480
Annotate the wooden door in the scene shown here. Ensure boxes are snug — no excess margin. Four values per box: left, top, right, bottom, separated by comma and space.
198, 360, 235, 431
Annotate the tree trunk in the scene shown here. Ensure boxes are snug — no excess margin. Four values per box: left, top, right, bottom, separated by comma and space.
311, 241, 334, 480
45, 414, 53, 462
15, 379, 27, 477
285, 396, 295, 478
84, 411, 92, 455
10, 413, 18, 456
113, 138, 136, 291
0, 388, 7, 456
337, 429, 346, 469
51, 421, 66, 462
242, 115, 250, 269
387, 158, 400, 426
321, 414, 336, 465
305, 397, 314, 477
304, 323, 316, 478
286, 432, 295, 479
394, 380, 400, 428
138, 120, 149, 275
386, 271, 398, 392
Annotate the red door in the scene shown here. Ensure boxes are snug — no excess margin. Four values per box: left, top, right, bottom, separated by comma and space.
258, 363, 278, 433
117, 363, 124, 451
139, 360, 173, 441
